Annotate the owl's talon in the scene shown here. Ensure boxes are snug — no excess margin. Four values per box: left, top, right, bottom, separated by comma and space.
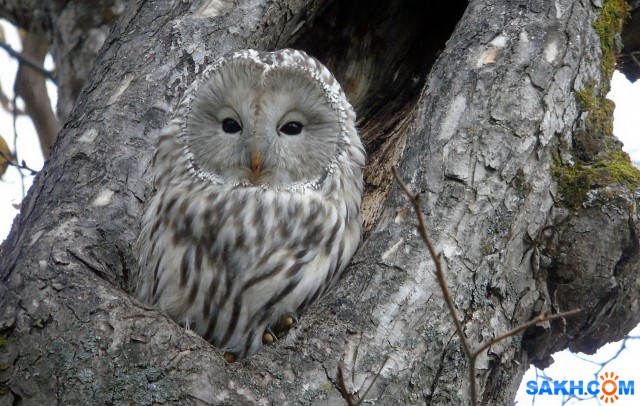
223, 352, 237, 363
272, 312, 298, 337
289, 313, 299, 325
282, 313, 296, 328
262, 328, 277, 345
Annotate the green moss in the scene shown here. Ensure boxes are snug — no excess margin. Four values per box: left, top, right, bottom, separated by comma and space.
320, 382, 333, 392
480, 243, 494, 256
575, 81, 614, 142
592, 0, 628, 90
552, 0, 638, 208
552, 154, 640, 209
552, 165, 590, 209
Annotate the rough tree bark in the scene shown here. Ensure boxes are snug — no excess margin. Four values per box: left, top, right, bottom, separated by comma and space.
1, 0, 639, 405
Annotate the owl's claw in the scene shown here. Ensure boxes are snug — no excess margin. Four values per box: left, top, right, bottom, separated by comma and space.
273, 312, 298, 337
291, 313, 299, 324
223, 352, 237, 363
263, 313, 298, 345
262, 327, 277, 345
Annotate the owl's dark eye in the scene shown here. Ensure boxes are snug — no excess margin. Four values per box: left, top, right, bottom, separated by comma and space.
222, 118, 242, 133
279, 121, 303, 136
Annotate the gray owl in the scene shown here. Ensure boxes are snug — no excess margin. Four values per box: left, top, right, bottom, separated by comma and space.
136, 49, 365, 361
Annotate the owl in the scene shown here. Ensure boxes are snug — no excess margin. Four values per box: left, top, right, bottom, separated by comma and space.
135, 49, 365, 361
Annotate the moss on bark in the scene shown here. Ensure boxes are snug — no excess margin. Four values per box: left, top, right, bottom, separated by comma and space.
553, 0, 638, 209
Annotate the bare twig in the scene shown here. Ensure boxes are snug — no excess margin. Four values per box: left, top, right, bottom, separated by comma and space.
356, 355, 389, 405
0, 83, 25, 115
391, 166, 580, 406
472, 309, 581, 358
337, 356, 390, 406
0, 150, 38, 175
0, 40, 57, 83
337, 362, 355, 406
391, 167, 478, 402
11, 94, 27, 197
390, 167, 472, 356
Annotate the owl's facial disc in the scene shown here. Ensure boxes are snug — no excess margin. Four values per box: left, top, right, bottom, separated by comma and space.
254, 68, 342, 186
186, 58, 344, 188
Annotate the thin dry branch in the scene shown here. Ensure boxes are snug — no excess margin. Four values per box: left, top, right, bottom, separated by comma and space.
390, 167, 472, 357
337, 361, 355, 406
337, 356, 390, 406
391, 166, 580, 406
472, 309, 581, 358
0, 40, 57, 83
0, 150, 39, 175
0, 83, 25, 115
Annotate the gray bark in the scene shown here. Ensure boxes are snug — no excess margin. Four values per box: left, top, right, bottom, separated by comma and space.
1, 0, 639, 405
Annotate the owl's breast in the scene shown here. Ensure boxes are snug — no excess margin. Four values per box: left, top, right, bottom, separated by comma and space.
136, 181, 360, 358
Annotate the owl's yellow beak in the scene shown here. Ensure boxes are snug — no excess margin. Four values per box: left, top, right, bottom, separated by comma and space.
250, 152, 262, 181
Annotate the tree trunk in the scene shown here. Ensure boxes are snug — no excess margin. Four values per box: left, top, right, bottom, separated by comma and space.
1, 0, 639, 404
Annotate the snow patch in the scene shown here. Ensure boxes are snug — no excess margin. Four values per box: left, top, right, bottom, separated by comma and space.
78, 128, 99, 143
91, 189, 115, 207
381, 238, 404, 262
29, 229, 44, 246
439, 94, 467, 140
197, 0, 230, 18
51, 216, 78, 238
555, 1, 565, 19
107, 74, 134, 105
490, 34, 507, 48
545, 41, 558, 63
440, 240, 460, 259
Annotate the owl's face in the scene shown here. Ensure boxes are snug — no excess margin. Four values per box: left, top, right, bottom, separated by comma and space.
183, 52, 346, 187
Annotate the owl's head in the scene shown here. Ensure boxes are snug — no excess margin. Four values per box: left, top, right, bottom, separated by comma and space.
175, 49, 360, 189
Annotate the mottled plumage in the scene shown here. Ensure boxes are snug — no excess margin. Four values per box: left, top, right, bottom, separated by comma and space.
136, 49, 365, 360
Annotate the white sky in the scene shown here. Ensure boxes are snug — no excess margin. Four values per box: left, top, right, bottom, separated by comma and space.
0, 20, 48, 237
1, 19, 639, 405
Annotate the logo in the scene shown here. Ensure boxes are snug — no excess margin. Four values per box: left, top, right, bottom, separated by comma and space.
600, 372, 622, 403
525, 371, 634, 403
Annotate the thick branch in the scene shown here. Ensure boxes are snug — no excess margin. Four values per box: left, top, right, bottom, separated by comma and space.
14, 31, 59, 158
